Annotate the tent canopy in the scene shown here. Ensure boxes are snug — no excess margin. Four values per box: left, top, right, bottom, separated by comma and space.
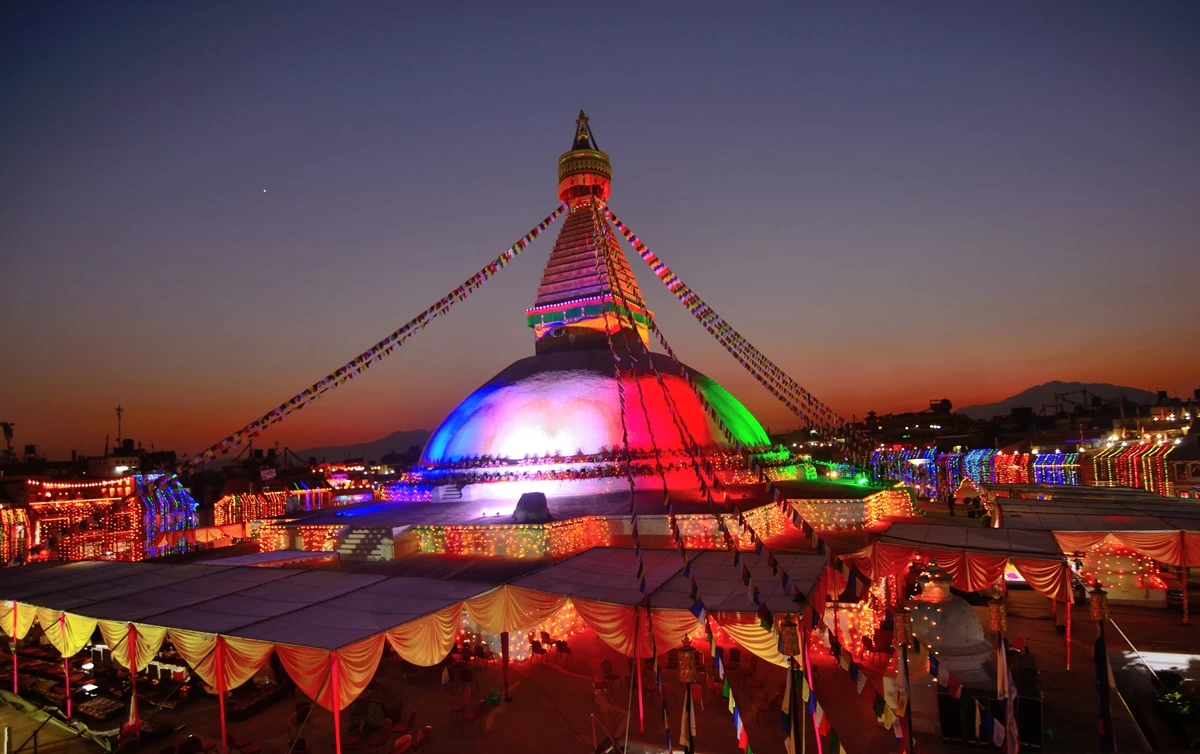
849, 523, 1070, 602
0, 561, 499, 650
511, 547, 828, 614
996, 497, 1200, 532
877, 523, 1063, 560
1, 547, 831, 651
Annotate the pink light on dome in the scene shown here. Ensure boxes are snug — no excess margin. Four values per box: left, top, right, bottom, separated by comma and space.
425, 372, 719, 463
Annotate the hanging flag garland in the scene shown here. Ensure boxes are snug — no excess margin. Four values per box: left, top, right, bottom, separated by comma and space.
134, 204, 567, 501
604, 206, 872, 459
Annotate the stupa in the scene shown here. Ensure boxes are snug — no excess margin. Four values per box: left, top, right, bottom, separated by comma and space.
909, 560, 994, 686
420, 113, 769, 486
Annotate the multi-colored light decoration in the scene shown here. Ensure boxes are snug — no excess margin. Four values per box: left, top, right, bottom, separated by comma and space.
868, 447, 937, 497
24, 475, 198, 561
1080, 540, 1168, 592
789, 488, 915, 532
1032, 451, 1079, 485
962, 449, 997, 487
991, 452, 1031, 485
827, 576, 889, 663
935, 453, 964, 499
0, 508, 30, 564
1087, 439, 1176, 495
213, 492, 289, 526
412, 516, 610, 558
255, 521, 342, 553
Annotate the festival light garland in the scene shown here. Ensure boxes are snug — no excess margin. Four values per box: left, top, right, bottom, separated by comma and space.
24, 475, 197, 561
412, 517, 610, 558
962, 450, 997, 486
213, 491, 289, 526
1081, 541, 1169, 591
1087, 439, 1177, 495
0, 508, 30, 564
1032, 452, 1079, 486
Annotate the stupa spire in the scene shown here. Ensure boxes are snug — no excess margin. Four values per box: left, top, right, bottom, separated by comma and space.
572, 110, 598, 150
526, 113, 650, 354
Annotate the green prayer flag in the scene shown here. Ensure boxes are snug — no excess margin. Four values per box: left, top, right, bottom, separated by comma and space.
873, 693, 886, 717
723, 678, 731, 698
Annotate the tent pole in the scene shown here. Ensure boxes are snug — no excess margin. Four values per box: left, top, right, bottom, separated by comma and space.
632, 605, 643, 734
128, 624, 140, 731
11, 603, 18, 695
216, 638, 227, 754
1181, 531, 1190, 625
332, 654, 342, 754
803, 620, 823, 754
63, 656, 71, 718
501, 632, 510, 702
1064, 561, 1071, 670
59, 614, 71, 718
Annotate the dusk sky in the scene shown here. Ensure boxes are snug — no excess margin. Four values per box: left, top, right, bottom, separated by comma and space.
3, 2, 1198, 460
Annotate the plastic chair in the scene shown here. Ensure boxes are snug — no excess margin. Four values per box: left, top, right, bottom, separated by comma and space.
555, 639, 572, 665
530, 640, 548, 661
413, 726, 432, 749
226, 732, 261, 754
449, 686, 471, 723
463, 699, 487, 723
394, 709, 418, 736
540, 630, 552, 647
393, 734, 412, 753
367, 717, 394, 754
600, 659, 622, 690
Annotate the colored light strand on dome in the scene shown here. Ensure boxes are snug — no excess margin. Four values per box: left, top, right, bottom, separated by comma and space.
962, 449, 997, 486
130, 205, 567, 509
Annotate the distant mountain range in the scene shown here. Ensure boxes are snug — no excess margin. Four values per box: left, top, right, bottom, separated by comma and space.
956, 381, 1156, 420
295, 429, 432, 463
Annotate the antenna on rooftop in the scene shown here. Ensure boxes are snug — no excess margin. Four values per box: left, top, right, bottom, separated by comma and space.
115, 405, 124, 445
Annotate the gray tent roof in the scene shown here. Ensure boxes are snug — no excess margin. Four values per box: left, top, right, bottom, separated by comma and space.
877, 523, 1063, 560
2, 546, 829, 650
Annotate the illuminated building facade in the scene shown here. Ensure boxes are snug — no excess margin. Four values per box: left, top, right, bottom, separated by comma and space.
7, 475, 199, 562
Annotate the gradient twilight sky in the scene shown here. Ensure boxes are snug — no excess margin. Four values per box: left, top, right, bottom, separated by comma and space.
3, 2, 1198, 460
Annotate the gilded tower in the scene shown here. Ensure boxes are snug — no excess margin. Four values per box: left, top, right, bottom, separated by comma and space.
525, 112, 652, 354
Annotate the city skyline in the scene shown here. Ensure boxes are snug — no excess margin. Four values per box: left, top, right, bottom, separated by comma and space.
3, 2, 1198, 459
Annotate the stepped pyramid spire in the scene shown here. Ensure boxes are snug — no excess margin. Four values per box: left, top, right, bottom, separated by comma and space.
526, 113, 651, 354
